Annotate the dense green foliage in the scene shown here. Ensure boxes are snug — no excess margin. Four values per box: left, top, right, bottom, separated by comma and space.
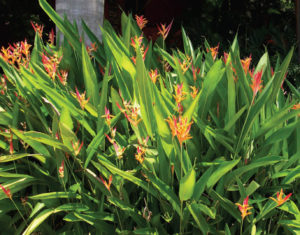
0, 0, 299, 234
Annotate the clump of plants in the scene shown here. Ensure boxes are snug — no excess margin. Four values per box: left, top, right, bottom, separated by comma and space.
0, 0, 299, 234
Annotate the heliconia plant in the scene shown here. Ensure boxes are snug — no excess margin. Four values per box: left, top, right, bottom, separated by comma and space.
0, 0, 299, 234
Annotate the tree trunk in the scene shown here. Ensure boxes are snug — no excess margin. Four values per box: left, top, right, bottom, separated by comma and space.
296, 0, 300, 63
56, 0, 104, 45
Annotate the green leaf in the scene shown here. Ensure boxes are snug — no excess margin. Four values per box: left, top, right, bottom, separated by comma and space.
29, 192, 81, 200
207, 158, 240, 189
208, 189, 241, 222
39, 0, 81, 53
22, 208, 63, 235
188, 202, 210, 234
179, 167, 196, 201
192, 167, 213, 200
135, 44, 155, 137
198, 60, 225, 120
0, 178, 37, 200
82, 43, 99, 107
0, 153, 46, 163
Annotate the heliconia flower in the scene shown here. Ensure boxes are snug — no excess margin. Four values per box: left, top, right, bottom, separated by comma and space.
190, 86, 199, 99
131, 35, 143, 50
48, 28, 55, 45
269, 189, 292, 207
100, 175, 113, 192
20, 40, 31, 58
113, 142, 126, 159
131, 43, 149, 64
71, 140, 84, 156
58, 160, 64, 178
31, 21, 44, 37
166, 115, 193, 146
75, 87, 90, 110
9, 133, 13, 155
191, 65, 200, 82
292, 103, 300, 110
207, 44, 219, 61
235, 196, 252, 220
223, 52, 229, 64
135, 146, 146, 164
0, 184, 12, 200
173, 83, 187, 104
157, 19, 173, 40
250, 70, 263, 99
86, 42, 98, 56
108, 128, 116, 139
105, 133, 115, 144
241, 55, 252, 75
178, 56, 191, 74
116, 101, 142, 126
135, 15, 148, 30
101, 106, 114, 126
41, 53, 61, 81
57, 70, 68, 85
149, 69, 159, 83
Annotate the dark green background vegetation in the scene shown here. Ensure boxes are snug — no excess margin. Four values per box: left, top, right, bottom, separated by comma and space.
0, 0, 298, 87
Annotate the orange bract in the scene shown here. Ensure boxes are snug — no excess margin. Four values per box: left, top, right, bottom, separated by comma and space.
241, 55, 252, 75
135, 15, 148, 30
235, 196, 252, 220
157, 20, 173, 40
166, 115, 193, 146
250, 70, 263, 99
173, 83, 187, 104
269, 189, 292, 207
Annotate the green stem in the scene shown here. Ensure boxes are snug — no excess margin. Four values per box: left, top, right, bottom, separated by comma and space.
180, 144, 183, 234
234, 95, 255, 159
109, 191, 123, 231
11, 199, 28, 226
240, 219, 244, 235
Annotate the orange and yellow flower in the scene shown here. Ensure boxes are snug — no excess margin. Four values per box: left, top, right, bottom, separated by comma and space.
190, 86, 199, 99
149, 69, 159, 84
250, 70, 263, 99
241, 55, 252, 75
102, 106, 114, 126
269, 189, 292, 207
208, 44, 219, 61
100, 175, 113, 192
173, 83, 187, 104
157, 20, 173, 40
166, 115, 193, 146
292, 103, 300, 110
71, 139, 84, 156
235, 196, 252, 220
75, 87, 90, 110
135, 15, 148, 30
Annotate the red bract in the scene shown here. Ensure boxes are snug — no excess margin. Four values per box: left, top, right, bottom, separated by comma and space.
241, 55, 252, 75
235, 196, 252, 220
100, 175, 113, 192
270, 189, 292, 206
250, 70, 263, 99
31, 21, 44, 37
135, 15, 148, 30
71, 140, 83, 156
157, 19, 173, 40
0, 184, 12, 200
75, 87, 90, 110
